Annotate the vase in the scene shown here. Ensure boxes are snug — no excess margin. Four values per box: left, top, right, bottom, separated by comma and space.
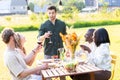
65, 49, 75, 61
71, 52, 75, 59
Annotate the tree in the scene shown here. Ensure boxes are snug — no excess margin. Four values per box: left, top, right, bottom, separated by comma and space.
61, 0, 85, 13
28, 2, 34, 12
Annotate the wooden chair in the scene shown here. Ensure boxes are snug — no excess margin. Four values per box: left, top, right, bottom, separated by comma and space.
109, 54, 117, 80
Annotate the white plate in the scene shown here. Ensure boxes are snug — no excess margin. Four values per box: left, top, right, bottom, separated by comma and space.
40, 59, 54, 63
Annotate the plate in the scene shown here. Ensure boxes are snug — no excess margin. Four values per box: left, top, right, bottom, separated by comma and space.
53, 59, 60, 63
37, 59, 62, 68
36, 59, 54, 65
41, 59, 54, 63
48, 63, 57, 68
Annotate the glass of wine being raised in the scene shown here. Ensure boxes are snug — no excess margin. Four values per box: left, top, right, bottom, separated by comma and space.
48, 31, 52, 43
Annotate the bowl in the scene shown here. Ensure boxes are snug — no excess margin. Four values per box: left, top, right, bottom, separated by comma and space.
64, 61, 78, 72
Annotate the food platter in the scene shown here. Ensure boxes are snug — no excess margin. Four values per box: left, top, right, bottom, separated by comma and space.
37, 59, 62, 68
37, 59, 86, 70
36, 59, 53, 65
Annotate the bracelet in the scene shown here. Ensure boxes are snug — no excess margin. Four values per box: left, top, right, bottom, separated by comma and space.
32, 50, 36, 55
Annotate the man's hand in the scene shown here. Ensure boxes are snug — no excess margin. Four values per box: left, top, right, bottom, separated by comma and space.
44, 31, 52, 38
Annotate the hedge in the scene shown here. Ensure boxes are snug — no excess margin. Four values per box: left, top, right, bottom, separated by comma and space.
1, 20, 120, 33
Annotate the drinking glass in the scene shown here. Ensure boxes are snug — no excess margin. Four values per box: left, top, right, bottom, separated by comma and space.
58, 48, 65, 61
47, 31, 52, 43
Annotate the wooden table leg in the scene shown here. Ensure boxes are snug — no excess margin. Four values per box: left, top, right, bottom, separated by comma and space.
42, 75, 46, 80
90, 72, 95, 80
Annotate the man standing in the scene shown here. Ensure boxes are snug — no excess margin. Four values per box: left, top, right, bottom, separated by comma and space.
38, 5, 67, 59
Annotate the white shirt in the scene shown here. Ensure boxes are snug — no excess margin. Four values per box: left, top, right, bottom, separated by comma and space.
75, 42, 96, 59
88, 43, 112, 71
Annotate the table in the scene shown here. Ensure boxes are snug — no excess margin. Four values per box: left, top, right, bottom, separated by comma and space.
41, 63, 103, 80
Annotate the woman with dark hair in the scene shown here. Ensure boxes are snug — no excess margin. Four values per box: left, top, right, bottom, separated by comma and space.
94, 28, 110, 47
72, 28, 111, 80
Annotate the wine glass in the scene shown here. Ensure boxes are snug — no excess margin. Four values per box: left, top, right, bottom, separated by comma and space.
48, 31, 52, 43
37, 41, 43, 46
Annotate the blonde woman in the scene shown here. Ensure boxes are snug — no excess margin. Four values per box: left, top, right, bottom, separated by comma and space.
2, 28, 48, 80
14, 32, 26, 57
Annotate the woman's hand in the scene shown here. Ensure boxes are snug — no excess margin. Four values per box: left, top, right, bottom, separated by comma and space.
80, 45, 91, 53
32, 44, 43, 54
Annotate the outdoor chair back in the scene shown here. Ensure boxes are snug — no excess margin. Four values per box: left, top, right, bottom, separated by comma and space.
109, 54, 117, 80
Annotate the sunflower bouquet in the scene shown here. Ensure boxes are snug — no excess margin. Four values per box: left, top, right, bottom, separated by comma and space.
60, 32, 81, 59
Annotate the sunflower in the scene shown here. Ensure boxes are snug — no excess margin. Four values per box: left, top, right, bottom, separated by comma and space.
60, 32, 81, 59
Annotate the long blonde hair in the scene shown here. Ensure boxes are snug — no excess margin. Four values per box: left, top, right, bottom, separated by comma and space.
14, 32, 26, 55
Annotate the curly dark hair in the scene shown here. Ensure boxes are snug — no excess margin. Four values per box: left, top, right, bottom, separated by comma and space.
47, 5, 57, 12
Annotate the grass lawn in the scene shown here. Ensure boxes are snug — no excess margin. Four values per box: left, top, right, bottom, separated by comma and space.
0, 25, 120, 80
